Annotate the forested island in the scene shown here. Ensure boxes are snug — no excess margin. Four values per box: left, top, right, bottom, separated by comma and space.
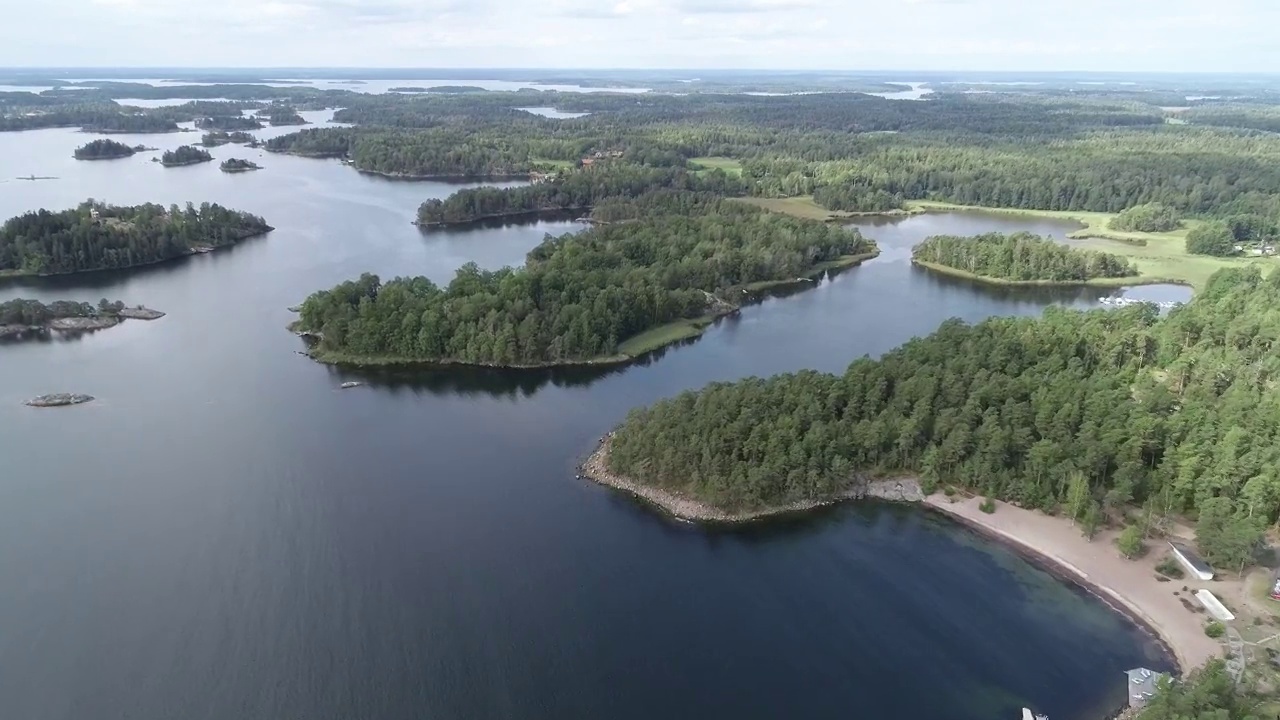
201, 130, 255, 146
73, 138, 144, 160
0, 298, 163, 339
81, 114, 179, 134
261, 105, 307, 125
0, 201, 272, 275
160, 145, 213, 167
219, 158, 261, 173
910, 232, 1140, 285
195, 115, 263, 131
602, 266, 1279, 574
294, 194, 873, 366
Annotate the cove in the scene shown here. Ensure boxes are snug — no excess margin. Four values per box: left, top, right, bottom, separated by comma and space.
0, 116, 1172, 720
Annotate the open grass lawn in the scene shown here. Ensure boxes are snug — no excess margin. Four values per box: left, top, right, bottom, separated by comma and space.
736, 196, 855, 221
616, 315, 719, 358
904, 201, 1280, 291
530, 157, 575, 170
689, 156, 743, 175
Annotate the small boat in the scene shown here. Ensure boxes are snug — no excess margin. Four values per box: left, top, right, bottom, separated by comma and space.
339, 381, 362, 389
1022, 709, 1048, 720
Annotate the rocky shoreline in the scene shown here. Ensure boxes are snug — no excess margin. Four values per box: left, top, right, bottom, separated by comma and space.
25, 393, 94, 407
579, 433, 922, 522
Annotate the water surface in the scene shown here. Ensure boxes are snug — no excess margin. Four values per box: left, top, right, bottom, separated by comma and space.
0, 123, 1172, 720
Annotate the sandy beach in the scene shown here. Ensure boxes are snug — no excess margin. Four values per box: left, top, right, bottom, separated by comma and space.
926, 495, 1223, 674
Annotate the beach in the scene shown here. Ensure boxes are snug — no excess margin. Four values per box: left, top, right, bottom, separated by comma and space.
926, 495, 1223, 674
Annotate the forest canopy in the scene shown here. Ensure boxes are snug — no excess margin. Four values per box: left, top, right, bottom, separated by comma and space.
73, 138, 137, 160
606, 267, 1280, 569
1110, 203, 1182, 232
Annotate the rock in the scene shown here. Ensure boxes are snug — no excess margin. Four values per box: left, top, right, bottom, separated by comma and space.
340, 381, 363, 389
25, 393, 94, 407
117, 306, 165, 320
48, 316, 120, 331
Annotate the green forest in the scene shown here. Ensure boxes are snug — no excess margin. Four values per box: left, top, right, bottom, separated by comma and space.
608, 267, 1280, 570
201, 130, 255, 147
911, 232, 1137, 283
296, 195, 871, 365
219, 158, 261, 172
0, 201, 272, 275
1110, 203, 1182, 232
73, 138, 137, 160
1136, 661, 1258, 720
160, 145, 213, 166
0, 297, 124, 326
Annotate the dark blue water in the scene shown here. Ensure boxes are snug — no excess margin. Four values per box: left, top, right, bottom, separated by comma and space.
0, 115, 1172, 720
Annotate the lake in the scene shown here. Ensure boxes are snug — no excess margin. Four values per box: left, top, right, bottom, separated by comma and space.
0, 117, 1174, 720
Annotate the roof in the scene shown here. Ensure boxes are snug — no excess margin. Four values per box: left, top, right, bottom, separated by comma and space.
1169, 541, 1214, 579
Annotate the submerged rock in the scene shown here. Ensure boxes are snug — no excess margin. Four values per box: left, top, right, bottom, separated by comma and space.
25, 393, 94, 407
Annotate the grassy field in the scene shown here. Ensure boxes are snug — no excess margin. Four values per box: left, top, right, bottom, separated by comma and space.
616, 314, 721, 357
736, 196, 860, 221
901, 201, 1280, 291
689, 156, 743, 175
530, 157, 575, 170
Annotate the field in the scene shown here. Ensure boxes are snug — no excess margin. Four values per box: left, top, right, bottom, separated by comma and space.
736, 196, 863, 221
688, 156, 743, 176
616, 314, 720, 358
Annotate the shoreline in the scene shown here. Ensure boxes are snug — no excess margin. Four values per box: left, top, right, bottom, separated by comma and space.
0, 228, 272, 278
580, 435, 1218, 676
414, 206, 591, 228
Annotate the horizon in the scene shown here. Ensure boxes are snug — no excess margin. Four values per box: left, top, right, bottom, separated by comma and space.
6, 0, 1278, 72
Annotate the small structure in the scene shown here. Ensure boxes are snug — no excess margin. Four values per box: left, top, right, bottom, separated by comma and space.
1125, 667, 1165, 709
1195, 589, 1236, 621
1168, 541, 1214, 581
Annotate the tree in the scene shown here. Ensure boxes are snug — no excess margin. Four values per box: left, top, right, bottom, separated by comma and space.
1196, 496, 1263, 574
1111, 203, 1181, 232
1186, 222, 1238, 257
1116, 525, 1145, 559
1065, 471, 1091, 526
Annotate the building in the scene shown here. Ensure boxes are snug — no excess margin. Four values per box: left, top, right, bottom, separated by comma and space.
1125, 667, 1166, 709
1168, 541, 1214, 581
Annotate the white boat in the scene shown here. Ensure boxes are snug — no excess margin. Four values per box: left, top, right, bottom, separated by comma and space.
340, 381, 362, 389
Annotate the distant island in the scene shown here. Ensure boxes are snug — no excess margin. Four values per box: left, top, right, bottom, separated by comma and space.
1, 298, 164, 340
0, 200, 272, 276
73, 138, 149, 160
910, 232, 1142, 286
195, 115, 263, 131
25, 393, 94, 408
388, 86, 430, 93
81, 115, 179, 134
220, 158, 262, 173
200, 130, 255, 147
159, 145, 213, 167
293, 194, 874, 367
423, 86, 487, 94
262, 106, 308, 126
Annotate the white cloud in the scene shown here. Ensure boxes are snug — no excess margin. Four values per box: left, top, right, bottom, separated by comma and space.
2, 0, 1278, 71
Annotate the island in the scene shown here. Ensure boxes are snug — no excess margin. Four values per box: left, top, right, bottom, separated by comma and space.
0, 200, 272, 275
25, 393, 94, 408
195, 115, 263, 131
910, 231, 1142, 286
159, 145, 213, 167
0, 298, 164, 339
200, 130, 255, 147
422, 85, 488, 93
219, 158, 262, 173
262, 106, 307, 126
81, 115, 179, 134
73, 138, 144, 160
292, 194, 874, 367
388, 86, 430, 93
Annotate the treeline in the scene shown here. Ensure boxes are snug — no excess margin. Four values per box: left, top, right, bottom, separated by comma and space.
1136, 660, 1256, 720
296, 196, 871, 365
417, 165, 747, 225
608, 267, 1280, 571
1186, 214, 1278, 256
261, 105, 306, 125
219, 158, 261, 172
0, 201, 272, 275
160, 146, 212, 166
911, 232, 1137, 282
73, 138, 136, 160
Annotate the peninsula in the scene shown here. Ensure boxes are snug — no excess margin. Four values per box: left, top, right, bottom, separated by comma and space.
159, 145, 213, 167
293, 194, 873, 367
0, 298, 164, 339
0, 200, 272, 275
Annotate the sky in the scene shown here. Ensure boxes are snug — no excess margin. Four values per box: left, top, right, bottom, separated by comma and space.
2, 0, 1279, 72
